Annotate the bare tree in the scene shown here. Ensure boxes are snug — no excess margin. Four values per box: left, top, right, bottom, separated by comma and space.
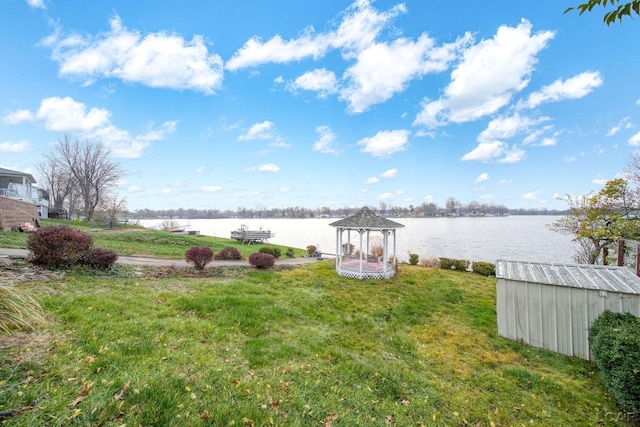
49, 135, 123, 221
36, 155, 74, 213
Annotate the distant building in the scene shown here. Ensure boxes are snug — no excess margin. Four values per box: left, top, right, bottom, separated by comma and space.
0, 167, 48, 231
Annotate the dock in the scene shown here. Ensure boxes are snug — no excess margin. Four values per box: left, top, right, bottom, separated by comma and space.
230, 225, 273, 244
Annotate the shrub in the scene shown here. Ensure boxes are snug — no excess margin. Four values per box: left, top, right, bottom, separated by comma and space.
589, 310, 640, 415
306, 245, 317, 255
259, 246, 281, 258
472, 261, 495, 276
27, 226, 93, 268
84, 248, 119, 269
439, 258, 470, 271
214, 246, 243, 261
419, 257, 440, 268
0, 283, 46, 333
439, 258, 454, 270
248, 252, 275, 269
453, 259, 470, 271
185, 246, 214, 270
408, 253, 419, 265
286, 248, 295, 258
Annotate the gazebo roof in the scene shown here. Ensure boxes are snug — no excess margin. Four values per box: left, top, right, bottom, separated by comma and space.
329, 206, 404, 230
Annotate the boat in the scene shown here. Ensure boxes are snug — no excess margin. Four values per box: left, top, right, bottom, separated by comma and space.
230, 225, 273, 244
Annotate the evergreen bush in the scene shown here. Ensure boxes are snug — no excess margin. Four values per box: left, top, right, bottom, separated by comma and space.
439, 258, 454, 270
409, 253, 419, 265
472, 261, 495, 276
214, 246, 243, 260
259, 246, 281, 258
84, 248, 119, 269
452, 259, 470, 271
589, 310, 640, 415
185, 246, 214, 270
248, 252, 275, 269
286, 248, 295, 258
27, 226, 93, 268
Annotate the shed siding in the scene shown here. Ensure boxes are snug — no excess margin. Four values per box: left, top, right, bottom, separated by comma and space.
497, 277, 640, 360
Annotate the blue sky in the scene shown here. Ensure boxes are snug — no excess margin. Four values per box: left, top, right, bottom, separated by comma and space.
1, 0, 639, 212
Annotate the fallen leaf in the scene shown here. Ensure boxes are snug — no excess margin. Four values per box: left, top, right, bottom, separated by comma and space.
69, 395, 87, 408
113, 380, 131, 401
385, 414, 394, 425
324, 412, 338, 427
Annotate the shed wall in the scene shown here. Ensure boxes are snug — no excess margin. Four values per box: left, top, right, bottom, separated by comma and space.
497, 278, 640, 360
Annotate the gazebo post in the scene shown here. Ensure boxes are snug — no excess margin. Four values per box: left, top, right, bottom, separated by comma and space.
359, 231, 364, 275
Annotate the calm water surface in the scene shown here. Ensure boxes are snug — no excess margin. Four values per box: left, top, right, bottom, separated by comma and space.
140, 216, 575, 264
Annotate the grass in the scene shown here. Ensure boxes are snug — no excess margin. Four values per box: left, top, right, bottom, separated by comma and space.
0, 219, 305, 259
0, 261, 624, 426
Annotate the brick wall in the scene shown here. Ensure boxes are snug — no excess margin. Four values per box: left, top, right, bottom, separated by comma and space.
0, 196, 38, 231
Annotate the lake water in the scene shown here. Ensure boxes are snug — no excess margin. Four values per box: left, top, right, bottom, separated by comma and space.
139, 216, 576, 264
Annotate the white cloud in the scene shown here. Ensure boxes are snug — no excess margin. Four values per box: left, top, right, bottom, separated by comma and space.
2, 109, 34, 125
628, 131, 640, 146
201, 186, 223, 192
5, 96, 176, 159
245, 163, 280, 172
43, 15, 223, 94
0, 141, 30, 152
539, 137, 556, 146
196, 166, 205, 173
357, 129, 410, 158
26, 0, 45, 8
378, 192, 394, 200
312, 125, 340, 155
606, 117, 632, 137
380, 168, 397, 178
239, 121, 278, 141
127, 186, 141, 193
341, 34, 466, 113
461, 141, 505, 163
226, 0, 405, 70
499, 146, 526, 164
280, 186, 292, 193
522, 191, 539, 200
290, 69, 338, 98
592, 177, 608, 185
367, 177, 379, 184
477, 113, 543, 144
36, 96, 110, 131
474, 173, 489, 183
523, 71, 603, 109
414, 19, 554, 128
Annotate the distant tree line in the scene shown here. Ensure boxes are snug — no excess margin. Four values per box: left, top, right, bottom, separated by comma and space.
127, 200, 569, 220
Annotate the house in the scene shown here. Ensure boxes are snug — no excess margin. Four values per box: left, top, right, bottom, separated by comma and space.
496, 259, 640, 360
0, 167, 48, 231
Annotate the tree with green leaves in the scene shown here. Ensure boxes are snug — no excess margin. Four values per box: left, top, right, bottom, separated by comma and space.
565, 1, 640, 25
550, 178, 640, 264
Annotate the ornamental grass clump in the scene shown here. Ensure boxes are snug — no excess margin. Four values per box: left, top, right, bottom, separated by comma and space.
248, 252, 275, 269
27, 225, 93, 268
213, 246, 243, 260
185, 246, 214, 270
0, 283, 46, 334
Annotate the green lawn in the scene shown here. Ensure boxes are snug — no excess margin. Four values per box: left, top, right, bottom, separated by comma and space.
0, 220, 305, 259
0, 261, 624, 426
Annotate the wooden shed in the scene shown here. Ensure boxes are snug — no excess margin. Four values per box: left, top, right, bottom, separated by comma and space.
496, 259, 640, 360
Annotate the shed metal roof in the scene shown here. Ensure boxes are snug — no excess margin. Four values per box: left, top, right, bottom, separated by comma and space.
329, 206, 404, 230
496, 259, 640, 295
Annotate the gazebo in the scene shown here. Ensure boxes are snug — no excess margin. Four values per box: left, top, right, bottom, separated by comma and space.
329, 206, 404, 279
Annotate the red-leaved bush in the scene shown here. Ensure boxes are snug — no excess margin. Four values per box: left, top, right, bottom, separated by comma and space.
27, 226, 93, 268
84, 248, 119, 269
248, 252, 275, 269
213, 246, 243, 260
185, 246, 214, 270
